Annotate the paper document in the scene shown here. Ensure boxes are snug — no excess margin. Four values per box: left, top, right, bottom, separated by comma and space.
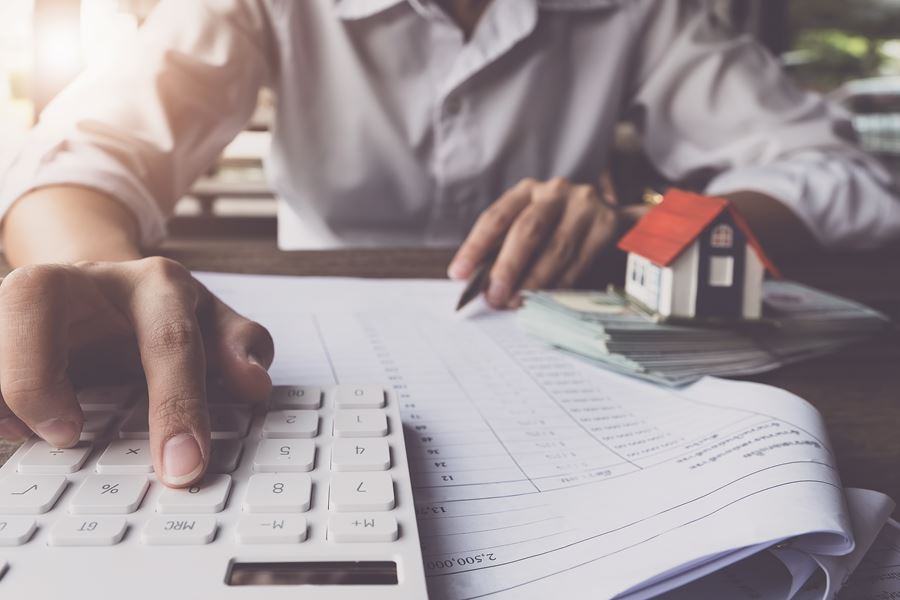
835, 517, 900, 598
654, 487, 895, 599
196, 273, 862, 599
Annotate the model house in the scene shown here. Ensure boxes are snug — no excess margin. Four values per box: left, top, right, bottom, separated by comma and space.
617, 189, 780, 321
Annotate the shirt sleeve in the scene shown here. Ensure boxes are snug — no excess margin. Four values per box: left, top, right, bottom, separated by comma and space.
0, 0, 277, 247
627, 0, 900, 250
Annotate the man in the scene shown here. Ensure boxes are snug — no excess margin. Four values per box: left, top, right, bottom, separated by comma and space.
0, 0, 896, 487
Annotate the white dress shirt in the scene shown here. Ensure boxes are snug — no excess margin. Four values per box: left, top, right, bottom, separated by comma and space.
1, 0, 898, 249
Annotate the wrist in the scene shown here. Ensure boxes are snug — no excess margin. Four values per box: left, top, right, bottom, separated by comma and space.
3, 186, 143, 266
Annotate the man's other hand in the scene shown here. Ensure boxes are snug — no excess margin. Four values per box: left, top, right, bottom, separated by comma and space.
448, 176, 620, 308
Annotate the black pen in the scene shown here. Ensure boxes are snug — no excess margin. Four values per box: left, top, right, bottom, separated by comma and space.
454, 246, 501, 312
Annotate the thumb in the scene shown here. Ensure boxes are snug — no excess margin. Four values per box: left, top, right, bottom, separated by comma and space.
204, 292, 274, 404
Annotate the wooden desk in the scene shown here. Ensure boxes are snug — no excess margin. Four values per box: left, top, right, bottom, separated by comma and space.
3, 237, 900, 513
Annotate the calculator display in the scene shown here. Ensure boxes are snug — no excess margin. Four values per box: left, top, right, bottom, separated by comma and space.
226, 561, 399, 586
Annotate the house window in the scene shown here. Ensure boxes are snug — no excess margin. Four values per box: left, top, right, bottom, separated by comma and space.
644, 263, 660, 292
710, 224, 734, 248
708, 256, 734, 287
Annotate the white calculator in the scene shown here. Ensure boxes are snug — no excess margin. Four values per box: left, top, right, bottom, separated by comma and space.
0, 384, 428, 599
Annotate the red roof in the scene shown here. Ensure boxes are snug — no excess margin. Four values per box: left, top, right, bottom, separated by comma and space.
617, 189, 781, 277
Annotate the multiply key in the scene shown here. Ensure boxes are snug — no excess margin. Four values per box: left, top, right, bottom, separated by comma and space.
96, 440, 153, 474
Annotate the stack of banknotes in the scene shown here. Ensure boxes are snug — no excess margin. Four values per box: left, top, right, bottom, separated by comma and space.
518, 280, 891, 386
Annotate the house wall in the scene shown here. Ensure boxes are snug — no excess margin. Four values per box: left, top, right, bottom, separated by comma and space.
741, 249, 765, 318
658, 267, 674, 316
625, 253, 662, 311
666, 242, 700, 318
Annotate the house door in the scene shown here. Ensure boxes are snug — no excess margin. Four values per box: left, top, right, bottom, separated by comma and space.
695, 219, 745, 319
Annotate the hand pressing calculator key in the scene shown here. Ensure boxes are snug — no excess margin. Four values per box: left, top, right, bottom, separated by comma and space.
0, 384, 428, 599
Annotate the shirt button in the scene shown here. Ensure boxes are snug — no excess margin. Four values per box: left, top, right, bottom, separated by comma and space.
444, 96, 462, 117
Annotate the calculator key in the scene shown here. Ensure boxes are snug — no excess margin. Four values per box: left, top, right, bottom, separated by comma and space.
333, 410, 388, 438
121, 405, 251, 440
96, 440, 153, 474
0, 517, 36, 546
157, 475, 232, 514
331, 438, 390, 472
252, 439, 315, 472
79, 411, 116, 441
77, 384, 141, 410
261, 411, 319, 439
69, 474, 149, 514
243, 473, 311, 513
49, 516, 127, 546
208, 439, 244, 474
0, 475, 67, 514
335, 384, 385, 409
329, 473, 394, 512
271, 385, 321, 409
328, 514, 398, 543
142, 516, 217, 545
119, 404, 149, 439
17, 441, 92, 474
237, 515, 307, 544
209, 406, 252, 439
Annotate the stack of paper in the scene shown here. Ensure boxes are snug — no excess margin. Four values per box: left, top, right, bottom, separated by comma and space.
198, 274, 897, 599
518, 280, 891, 386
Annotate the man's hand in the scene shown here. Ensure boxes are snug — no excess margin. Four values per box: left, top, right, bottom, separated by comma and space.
448, 176, 620, 308
0, 257, 274, 487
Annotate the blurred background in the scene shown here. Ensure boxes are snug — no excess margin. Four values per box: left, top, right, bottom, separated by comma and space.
1, 0, 899, 235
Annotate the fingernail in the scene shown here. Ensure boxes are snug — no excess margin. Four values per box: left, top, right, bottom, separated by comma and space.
35, 418, 79, 448
163, 433, 204, 486
0, 417, 31, 443
507, 294, 523, 310
447, 258, 473, 280
487, 280, 510, 306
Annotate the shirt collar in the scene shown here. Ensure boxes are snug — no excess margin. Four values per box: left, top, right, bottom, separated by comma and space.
538, 0, 622, 9
334, 0, 622, 20
333, 0, 405, 20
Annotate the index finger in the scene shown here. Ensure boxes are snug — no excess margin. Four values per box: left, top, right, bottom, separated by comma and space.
448, 178, 536, 280
486, 181, 568, 306
121, 258, 211, 488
